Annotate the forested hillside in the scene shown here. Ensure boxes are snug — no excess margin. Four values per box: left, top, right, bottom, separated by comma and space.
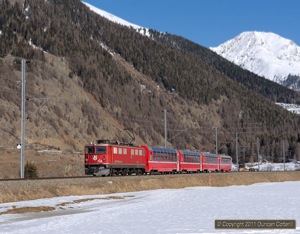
151, 32, 300, 104
1, 0, 300, 163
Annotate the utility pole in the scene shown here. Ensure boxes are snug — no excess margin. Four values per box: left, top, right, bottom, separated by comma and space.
236, 132, 239, 165
164, 109, 167, 148
257, 137, 260, 171
215, 128, 218, 154
20, 59, 26, 179
282, 139, 285, 171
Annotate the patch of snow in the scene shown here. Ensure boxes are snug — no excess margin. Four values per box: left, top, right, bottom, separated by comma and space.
37, 149, 62, 154
246, 162, 300, 171
276, 102, 300, 115
82, 2, 150, 37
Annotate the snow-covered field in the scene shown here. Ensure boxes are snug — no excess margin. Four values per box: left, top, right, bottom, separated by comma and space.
245, 162, 300, 171
0, 181, 299, 234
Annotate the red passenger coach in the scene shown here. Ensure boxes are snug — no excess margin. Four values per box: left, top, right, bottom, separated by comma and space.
178, 150, 201, 173
85, 140, 146, 176
201, 152, 232, 172
201, 152, 220, 172
141, 146, 179, 174
219, 155, 232, 172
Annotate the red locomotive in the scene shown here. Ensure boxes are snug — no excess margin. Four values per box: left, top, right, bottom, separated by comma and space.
84, 140, 146, 176
84, 140, 232, 176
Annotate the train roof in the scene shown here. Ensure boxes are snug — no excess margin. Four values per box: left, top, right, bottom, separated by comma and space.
147, 146, 177, 153
201, 152, 218, 157
201, 152, 232, 158
220, 155, 232, 159
179, 150, 200, 156
85, 144, 144, 150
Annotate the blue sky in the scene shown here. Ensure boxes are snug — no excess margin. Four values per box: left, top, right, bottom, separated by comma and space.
84, 0, 300, 48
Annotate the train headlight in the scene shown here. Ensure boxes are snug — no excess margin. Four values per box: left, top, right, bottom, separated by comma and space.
93, 155, 97, 161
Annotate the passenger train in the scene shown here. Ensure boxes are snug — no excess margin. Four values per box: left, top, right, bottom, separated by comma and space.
84, 140, 232, 176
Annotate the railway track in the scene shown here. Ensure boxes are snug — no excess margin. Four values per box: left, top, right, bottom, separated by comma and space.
0, 170, 298, 182
0, 175, 93, 182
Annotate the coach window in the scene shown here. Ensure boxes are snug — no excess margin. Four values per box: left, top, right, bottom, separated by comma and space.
214, 157, 218, 164
118, 148, 122, 155
114, 147, 117, 154
124, 148, 127, 155
157, 151, 161, 161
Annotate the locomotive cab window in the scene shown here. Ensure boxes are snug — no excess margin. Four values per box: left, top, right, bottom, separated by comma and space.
86, 147, 95, 154
96, 146, 106, 154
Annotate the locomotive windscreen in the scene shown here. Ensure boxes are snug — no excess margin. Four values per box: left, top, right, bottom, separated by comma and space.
85, 146, 107, 154
95, 146, 106, 154
85, 146, 95, 154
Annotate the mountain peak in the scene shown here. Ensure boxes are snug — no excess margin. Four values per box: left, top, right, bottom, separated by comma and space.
211, 31, 300, 85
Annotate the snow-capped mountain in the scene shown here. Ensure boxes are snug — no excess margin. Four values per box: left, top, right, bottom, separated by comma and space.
211, 31, 300, 89
83, 2, 150, 37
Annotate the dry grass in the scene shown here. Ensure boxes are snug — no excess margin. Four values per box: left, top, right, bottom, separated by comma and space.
0, 196, 129, 215
0, 195, 128, 215
0, 206, 55, 215
0, 149, 85, 179
57, 196, 125, 207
